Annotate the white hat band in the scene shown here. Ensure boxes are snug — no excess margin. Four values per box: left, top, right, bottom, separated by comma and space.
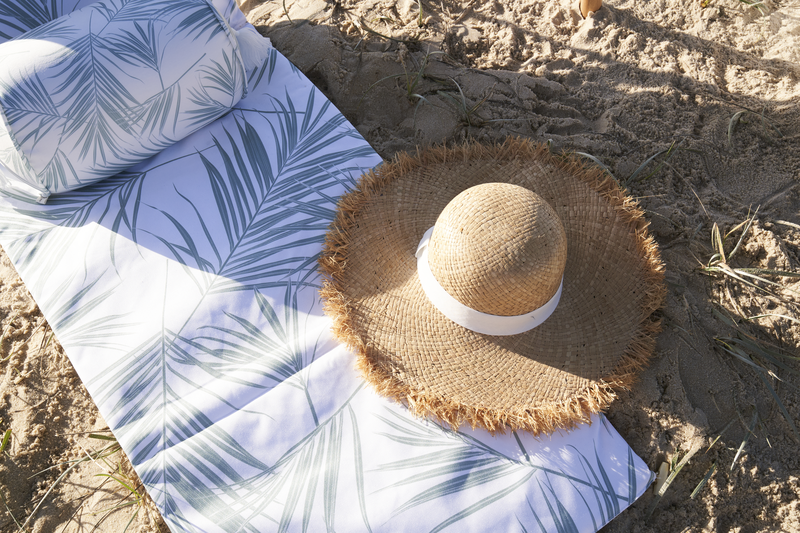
415, 227, 562, 336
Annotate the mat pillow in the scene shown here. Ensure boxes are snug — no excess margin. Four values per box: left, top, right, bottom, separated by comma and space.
0, 0, 270, 203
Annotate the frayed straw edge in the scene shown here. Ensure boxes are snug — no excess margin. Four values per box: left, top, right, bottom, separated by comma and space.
319, 137, 666, 436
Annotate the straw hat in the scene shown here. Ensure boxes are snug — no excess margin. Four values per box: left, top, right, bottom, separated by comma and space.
320, 138, 665, 435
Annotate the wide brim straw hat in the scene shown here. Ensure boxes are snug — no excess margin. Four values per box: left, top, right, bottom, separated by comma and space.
320, 138, 666, 435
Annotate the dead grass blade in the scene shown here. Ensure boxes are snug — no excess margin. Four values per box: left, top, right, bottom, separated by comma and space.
776, 220, 800, 231
704, 264, 798, 302
690, 462, 717, 499
574, 152, 618, 181
437, 78, 490, 128
714, 331, 800, 442
732, 332, 800, 366
715, 338, 766, 372
0, 491, 23, 531
282, 0, 293, 24
626, 140, 684, 186
360, 49, 442, 109
706, 420, 735, 453
646, 443, 702, 519
354, 16, 418, 43
737, 269, 800, 279
21, 442, 121, 530
728, 111, 748, 147
711, 306, 737, 328
88, 433, 120, 441
703, 209, 800, 454
703, 209, 759, 277
726, 211, 757, 262
754, 371, 800, 442
731, 410, 758, 470
730, 267, 800, 297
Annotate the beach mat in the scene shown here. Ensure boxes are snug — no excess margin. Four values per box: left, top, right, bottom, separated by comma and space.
0, 2, 654, 531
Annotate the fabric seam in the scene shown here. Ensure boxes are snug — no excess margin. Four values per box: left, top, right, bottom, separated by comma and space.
203, 0, 249, 99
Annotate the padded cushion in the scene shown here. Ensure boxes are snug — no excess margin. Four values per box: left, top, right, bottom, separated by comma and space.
0, 0, 251, 202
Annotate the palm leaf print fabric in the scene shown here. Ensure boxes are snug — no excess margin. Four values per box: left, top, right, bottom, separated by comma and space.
0, 2, 654, 532
0, 0, 251, 202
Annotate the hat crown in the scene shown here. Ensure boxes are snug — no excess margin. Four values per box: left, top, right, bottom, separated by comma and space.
428, 183, 567, 316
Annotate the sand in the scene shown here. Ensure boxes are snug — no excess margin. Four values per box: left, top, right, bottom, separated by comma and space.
1, 0, 799, 530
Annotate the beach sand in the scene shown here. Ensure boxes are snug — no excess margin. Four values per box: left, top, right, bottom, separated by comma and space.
1, 0, 799, 530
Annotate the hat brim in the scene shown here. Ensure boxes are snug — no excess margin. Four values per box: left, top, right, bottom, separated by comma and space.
320, 139, 665, 435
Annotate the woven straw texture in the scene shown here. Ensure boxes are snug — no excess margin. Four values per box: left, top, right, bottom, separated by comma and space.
320, 138, 666, 435
428, 183, 567, 315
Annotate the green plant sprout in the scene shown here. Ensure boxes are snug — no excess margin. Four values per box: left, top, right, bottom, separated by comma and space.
20, 433, 152, 533
282, 0, 293, 25
727, 108, 784, 148
690, 462, 716, 499
625, 140, 683, 185
688, 419, 738, 499
701, 0, 767, 16
359, 49, 443, 127
351, 16, 420, 45
573, 152, 616, 179
737, 0, 767, 15
701, 209, 800, 301
575, 139, 700, 188
360, 49, 443, 104
699, 212, 800, 443
0, 427, 10, 456
92, 467, 146, 532
437, 78, 491, 128
647, 416, 748, 514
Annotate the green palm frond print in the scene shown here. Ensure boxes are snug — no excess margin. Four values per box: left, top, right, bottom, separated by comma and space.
0, 0, 72, 39
0, 0, 246, 197
0, 2, 653, 532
